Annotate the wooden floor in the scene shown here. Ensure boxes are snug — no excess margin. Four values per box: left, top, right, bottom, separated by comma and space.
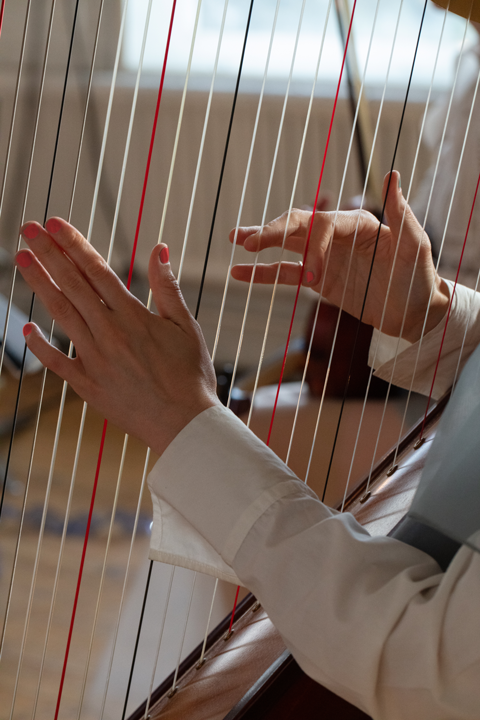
0, 369, 242, 720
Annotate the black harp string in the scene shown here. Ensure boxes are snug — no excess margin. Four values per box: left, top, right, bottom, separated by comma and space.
121, 2, 257, 714
321, 0, 429, 502
1, 0, 110, 683
194, 0, 256, 321
333, 0, 369, 196
0, 0, 81, 523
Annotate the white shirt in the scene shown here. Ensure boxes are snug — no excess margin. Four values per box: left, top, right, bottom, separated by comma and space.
147, 283, 480, 719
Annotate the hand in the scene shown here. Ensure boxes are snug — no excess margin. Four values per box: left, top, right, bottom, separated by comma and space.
15, 218, 219, 456
230, 172, 450, 343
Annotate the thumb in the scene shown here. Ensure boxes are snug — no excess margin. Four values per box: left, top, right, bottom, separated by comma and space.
148, 244, 192, 326
383, 170, 427, 249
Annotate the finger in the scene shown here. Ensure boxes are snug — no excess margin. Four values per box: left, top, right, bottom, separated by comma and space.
20, 221, 112, 328
22, 322, 85, 389
382, 171, 429, 251
22, 218, 128, 310
15, 249, 92, 347
232, 210, 312, 254
229, 225, 261, 247
148, 244, 193, 326
231, 261, 305, 286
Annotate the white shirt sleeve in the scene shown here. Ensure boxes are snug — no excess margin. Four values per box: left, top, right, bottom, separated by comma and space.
369, 281, 480, 398
146, 281, 480, 718
148, 404, 480, 719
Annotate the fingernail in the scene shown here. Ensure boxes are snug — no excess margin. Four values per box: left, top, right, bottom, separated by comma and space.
16, 250, 32, 268
306, 270, 314, 284
45, 218, 61, 234
160, 246, 169, 264
22, 223, 39, 240
23, 324, 32, 337
397, 173, 401, 189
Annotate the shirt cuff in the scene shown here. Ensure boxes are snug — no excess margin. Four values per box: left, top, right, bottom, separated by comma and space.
369, 281, 480, 398
147, 404, 329, 580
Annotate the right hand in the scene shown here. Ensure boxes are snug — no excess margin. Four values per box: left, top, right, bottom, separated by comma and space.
231, 171, 449, 343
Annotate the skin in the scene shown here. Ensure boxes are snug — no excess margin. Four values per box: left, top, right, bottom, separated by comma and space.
15, 218, 220, 457
230, 172, 450, 344
15, 172, 449, 455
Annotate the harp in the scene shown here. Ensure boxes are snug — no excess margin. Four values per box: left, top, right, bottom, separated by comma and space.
1, 1, 479, 718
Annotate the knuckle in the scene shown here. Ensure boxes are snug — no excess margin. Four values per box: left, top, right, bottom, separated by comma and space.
84, 257, 110, 283
60, 227, 80, 251
50, 293, 71, 320
61, 269, 84, 294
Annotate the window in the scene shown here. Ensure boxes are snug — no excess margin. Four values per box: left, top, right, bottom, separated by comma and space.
123, 0, 476, 94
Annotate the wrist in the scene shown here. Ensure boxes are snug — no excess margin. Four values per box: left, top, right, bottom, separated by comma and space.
403, 277, 450, 344
146, 395, 222, 457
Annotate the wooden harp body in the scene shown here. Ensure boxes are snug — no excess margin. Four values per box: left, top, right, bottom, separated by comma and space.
0, 1, 478, 719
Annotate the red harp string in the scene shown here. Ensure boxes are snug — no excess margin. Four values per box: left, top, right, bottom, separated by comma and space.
226, 0, 359, 630
419, 169, 480, 440
53, 3, 178, 718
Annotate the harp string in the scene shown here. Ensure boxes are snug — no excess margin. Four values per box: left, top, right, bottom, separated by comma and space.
1, 0, 81, 655
196, 0, 336, 665
0, 0, 32, 244
194, 0, 256, 320
176, 0, 230, 284
353, 7, 478, 498
419, 170, 480, 435
0, 0, 5, 36
5, 0, 109, 711
318, 0, 429, 500
131, 0, 258, 701
214, 0, 302, 380
98, 449, 153, 720
391, 22, 480, 458
242, 0, 336, 428
157, 0, 288, 691
0, 0, 60, 519
107, 0, 155, 264
265, 0, 358, 449
50, 3, 178, 717
86, 0, 132, 243
451, 267, 480, 389
339, 1, 455, 502
3, 1, 476, 716
155, 0, 203, 248
4, 1, 127, 713
167, 574, 197, 699
221, 0, 359, 648
144, 567, 176, 719
120, 561, 154, 720
14, 4, 153, 714
288, 0, 384, 472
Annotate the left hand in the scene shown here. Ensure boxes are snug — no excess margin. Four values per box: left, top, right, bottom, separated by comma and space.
15, 218, 219, 456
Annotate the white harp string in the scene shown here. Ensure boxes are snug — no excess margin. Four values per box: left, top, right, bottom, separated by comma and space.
300, 0, 405, 487
340, 1, 454, 504
5, 1, 113, 711
176, 0, 230, 284
0, 0, 57, 379
3, 1, 480, 717
286, 0, 382, 469
0, 0, 34, 373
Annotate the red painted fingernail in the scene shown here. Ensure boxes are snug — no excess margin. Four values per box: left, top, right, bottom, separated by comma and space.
45, 218, 62, 234
306, 270, 314, 283
23, 324, 32, 337
22, 223, 39, 240
160, 246, 169, 264
16, 251, 32, 268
